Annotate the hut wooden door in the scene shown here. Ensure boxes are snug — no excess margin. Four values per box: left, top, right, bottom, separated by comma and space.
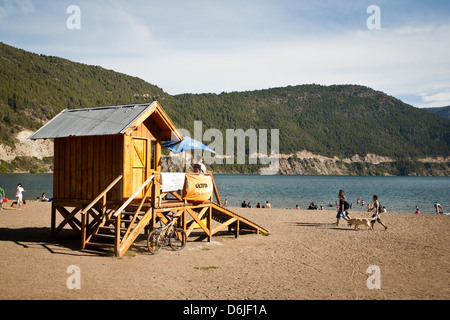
131, 138, 148, 198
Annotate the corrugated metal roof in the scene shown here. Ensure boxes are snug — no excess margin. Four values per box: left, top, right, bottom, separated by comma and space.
29, 103, 156, 140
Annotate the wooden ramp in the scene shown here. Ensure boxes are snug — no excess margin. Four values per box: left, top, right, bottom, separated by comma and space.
210, 203, 269, 236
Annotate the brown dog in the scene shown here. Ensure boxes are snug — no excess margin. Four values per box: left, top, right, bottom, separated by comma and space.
346, 217, 376, 230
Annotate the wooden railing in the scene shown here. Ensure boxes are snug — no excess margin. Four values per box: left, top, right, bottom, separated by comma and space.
114, 175, 155, 257
113, 175, 154, 217
80, 175, 123, 249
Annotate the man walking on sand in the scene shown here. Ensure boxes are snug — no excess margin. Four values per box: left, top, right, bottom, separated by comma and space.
371, 195, 387, 230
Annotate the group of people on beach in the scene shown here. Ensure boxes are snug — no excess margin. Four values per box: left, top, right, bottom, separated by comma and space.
0, 182, 52, 211
0, 183, 26, 210
241, 200, 271, 208
336, 189, 388, 230
415, 203, 445, 214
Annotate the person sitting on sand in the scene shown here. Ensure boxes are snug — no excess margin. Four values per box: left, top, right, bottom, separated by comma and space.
241, 200, 247, 208
415, 206, 421, 214
265, 201, 271, 209
11, 199, 26, 208
37, 193, 49, 202
308, 202, 318, 210
295, 205, 299, 210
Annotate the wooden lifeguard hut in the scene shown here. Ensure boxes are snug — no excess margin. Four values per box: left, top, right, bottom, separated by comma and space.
30, 102, 267, 257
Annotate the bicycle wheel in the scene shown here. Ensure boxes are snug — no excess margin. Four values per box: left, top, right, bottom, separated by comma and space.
169, 228, 187, 251
147, 229, 163, 255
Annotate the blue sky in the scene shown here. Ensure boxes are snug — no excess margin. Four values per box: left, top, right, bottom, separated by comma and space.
1, 0, 450, 107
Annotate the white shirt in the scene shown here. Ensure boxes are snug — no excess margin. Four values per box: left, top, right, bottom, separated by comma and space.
16, 187, 24, 197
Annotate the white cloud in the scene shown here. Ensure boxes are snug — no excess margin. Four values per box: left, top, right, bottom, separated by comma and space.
90, 22, 450, 105
0, 0, 35, 18
420, 91, 450, 107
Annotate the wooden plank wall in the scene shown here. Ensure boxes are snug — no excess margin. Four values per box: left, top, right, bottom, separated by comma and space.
53, 135, 124, 203
122, 119, 159, 199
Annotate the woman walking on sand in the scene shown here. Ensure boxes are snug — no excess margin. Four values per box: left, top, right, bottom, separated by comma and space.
336, 189, 351, 226
371, 195, 387, 230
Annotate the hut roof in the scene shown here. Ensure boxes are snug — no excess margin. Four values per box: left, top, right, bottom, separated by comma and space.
29, 102, 182, 141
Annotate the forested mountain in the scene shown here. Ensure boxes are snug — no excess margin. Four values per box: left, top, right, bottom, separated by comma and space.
1, 42, 449, 175
171, 86, 449, 158
0, 42, 172, 146
423, 106, 450, 120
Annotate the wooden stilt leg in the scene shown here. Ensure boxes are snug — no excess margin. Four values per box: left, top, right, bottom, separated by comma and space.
115, 214, 121, 257
207, 206, 212, 242
81, 211, 87, 249
51, 204, 56, 237
183, 208, 186, 233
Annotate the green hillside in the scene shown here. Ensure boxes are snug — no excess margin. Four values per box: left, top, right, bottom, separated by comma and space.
1, 42, 449, 175
170, 85, 449, 158
0, 42, 172, 146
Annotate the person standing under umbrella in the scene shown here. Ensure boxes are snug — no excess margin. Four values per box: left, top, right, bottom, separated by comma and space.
193, 156, 207, 173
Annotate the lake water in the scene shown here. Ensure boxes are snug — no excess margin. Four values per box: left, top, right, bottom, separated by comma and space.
0, 173, 448, 214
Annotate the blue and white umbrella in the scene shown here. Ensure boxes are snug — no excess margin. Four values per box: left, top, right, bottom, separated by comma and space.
162, 137, 215, 172
162, 136, 215, 154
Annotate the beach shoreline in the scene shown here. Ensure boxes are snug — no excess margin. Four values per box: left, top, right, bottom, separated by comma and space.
0, 202, 449, 300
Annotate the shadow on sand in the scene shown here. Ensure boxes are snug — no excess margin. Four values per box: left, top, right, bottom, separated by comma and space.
0, 227, 116, 257
0, 227, 256, 257
290, 222, 354, 231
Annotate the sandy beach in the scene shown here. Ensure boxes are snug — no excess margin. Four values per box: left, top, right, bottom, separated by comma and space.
0, 201, 449, 300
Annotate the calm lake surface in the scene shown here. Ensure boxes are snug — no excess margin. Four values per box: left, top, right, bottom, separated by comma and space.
0, 173, 448, 214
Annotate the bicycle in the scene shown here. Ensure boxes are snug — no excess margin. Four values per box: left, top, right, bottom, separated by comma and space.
147, 211, 187, 254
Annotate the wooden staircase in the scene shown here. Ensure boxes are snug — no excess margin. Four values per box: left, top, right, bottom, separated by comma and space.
80, 175, 155, 258
85, 209, 151, 253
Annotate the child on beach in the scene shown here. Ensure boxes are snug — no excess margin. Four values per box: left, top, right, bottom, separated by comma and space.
415, 206, 421, 214
371, 195, 387, 230
15, 183, 26, 210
